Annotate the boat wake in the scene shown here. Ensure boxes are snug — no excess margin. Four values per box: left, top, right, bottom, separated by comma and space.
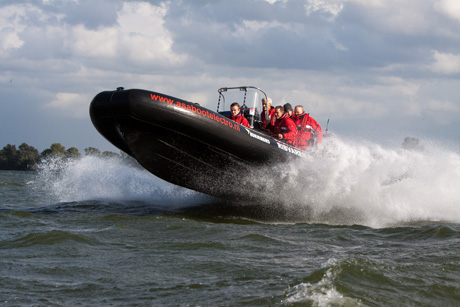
33, 136, 460, 227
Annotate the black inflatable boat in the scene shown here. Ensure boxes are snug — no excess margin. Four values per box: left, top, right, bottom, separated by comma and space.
89, 86, 304, 198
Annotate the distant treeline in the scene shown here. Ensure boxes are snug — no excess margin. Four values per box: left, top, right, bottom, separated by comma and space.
0, 143, 130, 171
2, 137, 424, 171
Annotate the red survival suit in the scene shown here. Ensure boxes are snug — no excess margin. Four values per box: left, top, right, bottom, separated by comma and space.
293, 112, 322, 150
272, 113, 297, 146
261, 107, 276, 131
227, 113, 250, 128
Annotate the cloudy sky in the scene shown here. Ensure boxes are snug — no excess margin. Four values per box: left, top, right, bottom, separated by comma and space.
1, 0, 460, 152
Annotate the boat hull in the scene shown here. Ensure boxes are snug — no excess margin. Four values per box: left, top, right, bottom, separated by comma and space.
89, 88, 303, 197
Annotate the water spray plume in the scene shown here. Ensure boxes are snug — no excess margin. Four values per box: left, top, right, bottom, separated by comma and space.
34, 136, 460, 227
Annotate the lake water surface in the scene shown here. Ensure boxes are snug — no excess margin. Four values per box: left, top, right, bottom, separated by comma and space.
1, 137, 460, 306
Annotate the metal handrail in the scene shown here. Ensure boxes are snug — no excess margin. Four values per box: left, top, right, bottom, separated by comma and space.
216, 86, 268, 113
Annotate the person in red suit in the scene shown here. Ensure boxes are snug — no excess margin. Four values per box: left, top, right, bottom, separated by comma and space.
293, 105, 322, 150
261, 97, 276, 131
284, 103, 294, 118
272, 105, 297, 146
227, 102, 250, 128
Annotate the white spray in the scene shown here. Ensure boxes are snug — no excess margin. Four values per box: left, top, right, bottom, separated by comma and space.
34, 136, 460, 227
35, 155, 213, 208
267, 135, 460, 227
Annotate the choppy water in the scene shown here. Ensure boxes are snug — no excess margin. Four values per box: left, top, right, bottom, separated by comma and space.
1, 136, 460, 306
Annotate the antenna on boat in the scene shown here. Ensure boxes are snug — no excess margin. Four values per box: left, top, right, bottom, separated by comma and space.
325, 112, 331, 134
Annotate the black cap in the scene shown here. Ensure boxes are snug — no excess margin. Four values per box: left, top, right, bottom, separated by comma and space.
284, 103, 293, 112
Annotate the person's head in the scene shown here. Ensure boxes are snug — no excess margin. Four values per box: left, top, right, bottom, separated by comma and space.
274, 105, 284, 119
295, 105, 304, 116
230, 102, 241, 116
262, 97, 272, 111
284, 103, 293, 117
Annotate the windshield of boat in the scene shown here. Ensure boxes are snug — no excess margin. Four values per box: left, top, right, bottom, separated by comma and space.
216, 86, 268, 128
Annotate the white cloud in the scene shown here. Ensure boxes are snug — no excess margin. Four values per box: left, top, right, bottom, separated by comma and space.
344, 0, 384, 7
45, 92, 91, 119
353, 0, 433, 35
430, 50, 460, 74
377, 77, 420, 97
240, 20, 285, 32
116, 2, 185, 65
0, 5, 29, 55
305, 0, 344, 19
71, 24, 118, 59
435, 0, 460, 22
285, 88, 388, 118
68, 2, 185, 67
426, 99, 460, 112
264, 0, 288, 4
423, 99, 460, 125
0, 27, 23, 52
0, 2, 185, 69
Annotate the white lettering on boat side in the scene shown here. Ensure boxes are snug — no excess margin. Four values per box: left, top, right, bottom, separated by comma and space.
248, 131, 271, 144
276, 142, 304, 157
